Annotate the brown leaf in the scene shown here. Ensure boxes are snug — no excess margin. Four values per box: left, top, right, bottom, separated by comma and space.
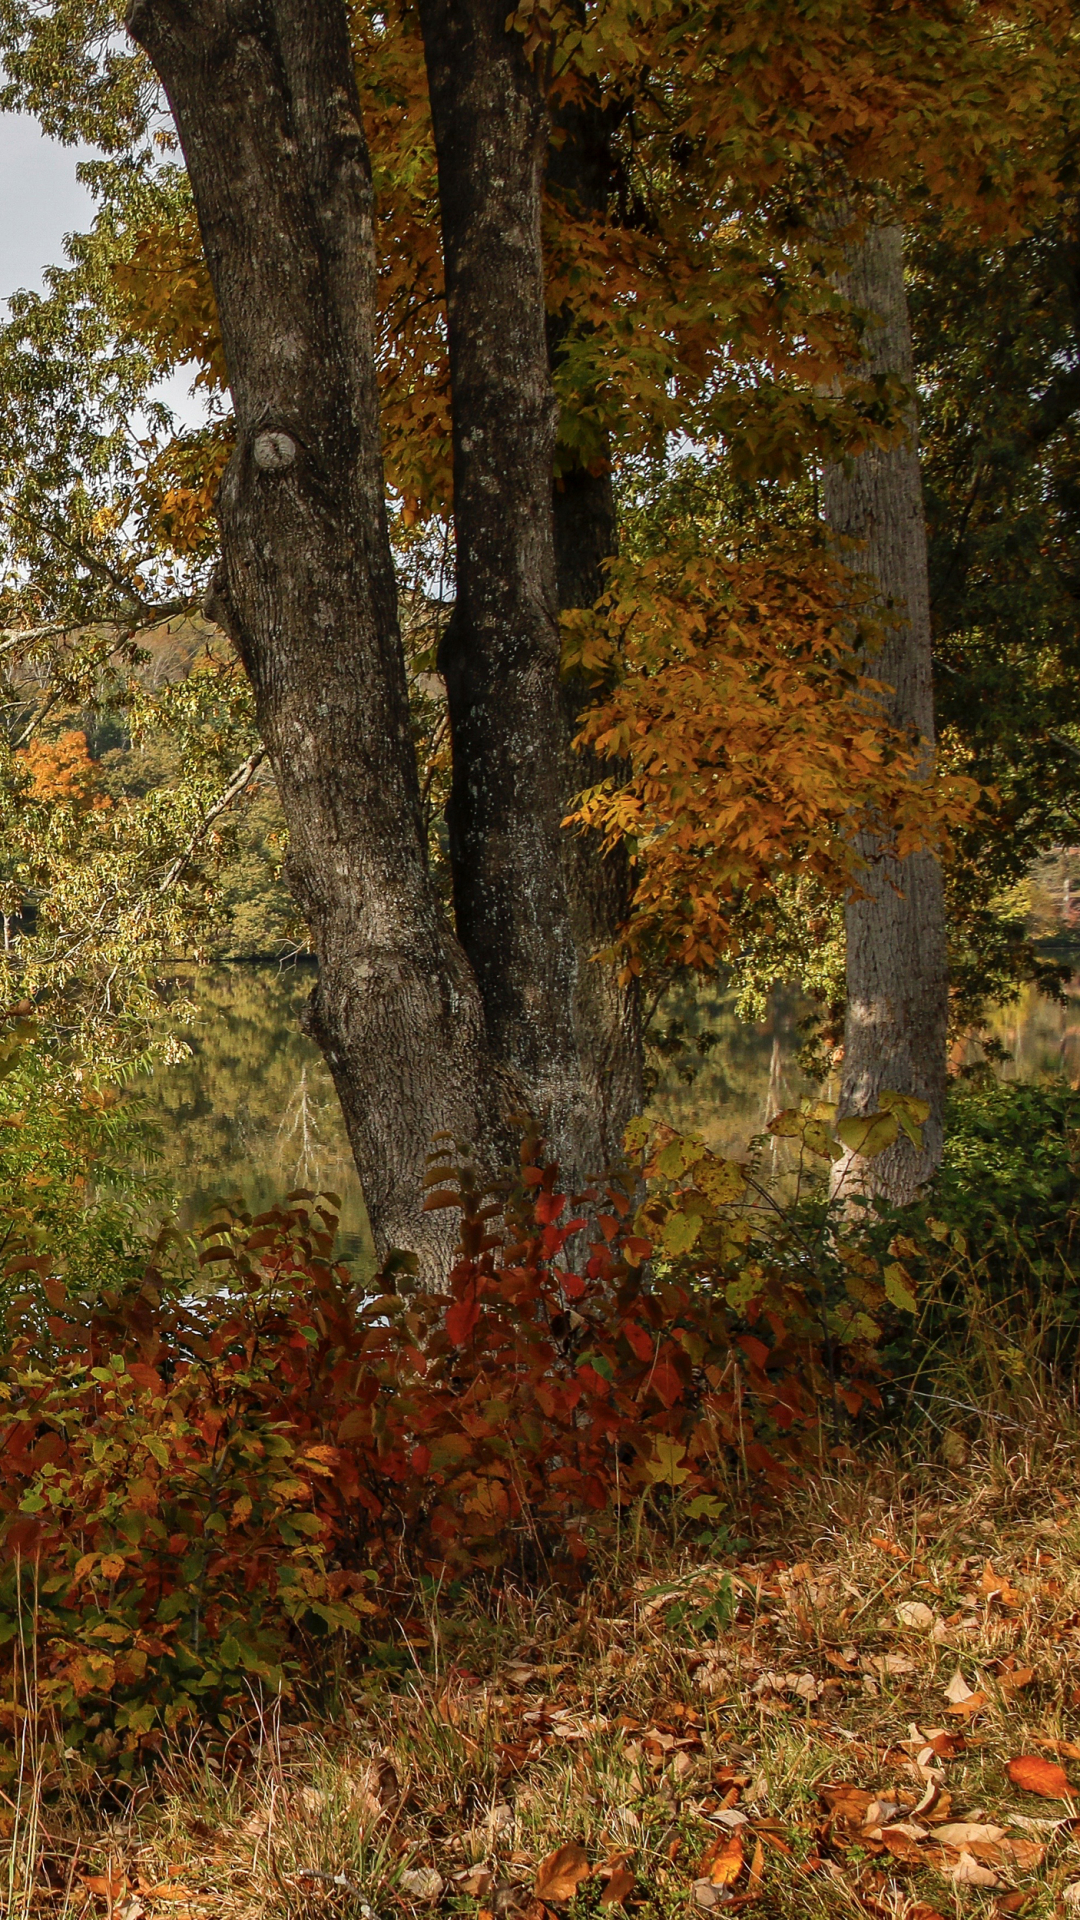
996, 1838, 1045, 1870
82, 1875, 127, 1903
457, 1871, 494, 1900
1007, 1754, 1071, 1799
933, 1823, 1006, 1847
535, 1847, 592, 1904
598, 1871, 634, 1907
945, 1849, 1000, 1887
819, 1784, 873, 1828
878, 1826, 925, 1863
700, 1835, 744, 1887
997, 1665, 1035, 1692
746, 1840, 764, 1895
140, 1890, 194, 1905
907, 1909, 948, 1920
946, 1690, 989, 1718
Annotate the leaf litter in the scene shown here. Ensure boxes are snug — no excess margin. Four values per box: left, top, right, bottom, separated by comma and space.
7, 1452, 1080, 1918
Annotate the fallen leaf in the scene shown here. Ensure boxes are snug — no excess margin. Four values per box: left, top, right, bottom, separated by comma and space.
943, 1671, 976, 1705
746, 1839, 764, 1895
83, 1876, 127, 1903
994, 1896, 1029, 1916
907, 1908, 948, 1920
401, 1869, 445, 1904
691, 1883, 725, 1910
997, 1666, 1035, 1692
878, 1826, 926, 1863
996, 1838, 1045, 1869
946, 1690, 989, 1717
1007, 1754, 1071, 1799
535, 1846, 591, 1904
700, 1835, 744, 1887
457, 1871, 495, 1899
598, 1871, 634, 1907
933, 1824, 1007, 1847
820, 1784, 873, 1828
945, 1849, 1000, 1887
897, 1601, 935, 1630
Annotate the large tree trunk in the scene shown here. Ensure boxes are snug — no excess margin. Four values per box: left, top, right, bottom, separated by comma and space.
824, 223, 948, 1202
126, 0, 502, 1264
417, 0, 636, 1184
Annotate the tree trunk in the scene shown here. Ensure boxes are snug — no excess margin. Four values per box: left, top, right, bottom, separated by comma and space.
125, 0, 502, 1265
547, 83, 642, 1157
823, 223, 948, 1202
417, 0, 636, 1184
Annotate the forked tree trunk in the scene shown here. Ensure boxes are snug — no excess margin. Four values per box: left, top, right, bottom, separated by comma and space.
126, 0, 504, 1264
824, 222, 948, 1202
417, 0, 639, 1184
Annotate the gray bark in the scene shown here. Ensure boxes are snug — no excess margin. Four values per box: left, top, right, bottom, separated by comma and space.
126, 0, 504, 1266
823, 223, 948, 1203
418, 0, 639, 1185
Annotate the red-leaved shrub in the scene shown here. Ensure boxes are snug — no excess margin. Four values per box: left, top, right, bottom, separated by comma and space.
0, 1120, 901, 1768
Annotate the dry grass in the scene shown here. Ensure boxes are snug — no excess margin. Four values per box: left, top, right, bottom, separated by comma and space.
5, 1421, 1080, 1920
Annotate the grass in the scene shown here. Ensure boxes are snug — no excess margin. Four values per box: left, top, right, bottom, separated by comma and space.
5, 1411, 1080, 1920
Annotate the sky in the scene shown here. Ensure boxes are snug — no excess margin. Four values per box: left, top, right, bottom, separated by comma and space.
0, 112, 95, 300
0, 110, 204, 422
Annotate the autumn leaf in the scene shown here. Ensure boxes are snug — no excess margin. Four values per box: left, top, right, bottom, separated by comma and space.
701, 1833, 744, 1886
1007, 1754, 1072, 1799
943, 1849, 999, 1887
598, 1869, 635, 1906
535, 1846, 592, 1903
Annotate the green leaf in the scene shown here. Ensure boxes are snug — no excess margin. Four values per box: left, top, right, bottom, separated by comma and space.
837, 1111, 899, 1158
644, 1436, 691, 1486
662, 1208, 701, 1256
883, 1262, 917, 1314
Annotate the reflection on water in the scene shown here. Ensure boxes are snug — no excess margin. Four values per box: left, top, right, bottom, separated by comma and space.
980, 978, 1080, 1084
140, 965, 1080, 1243
140, 965, 373, 1265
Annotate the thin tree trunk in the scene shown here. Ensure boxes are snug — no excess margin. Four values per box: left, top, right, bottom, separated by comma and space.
418, 0, 627, 1185
547, 84, 642, 1157
126, 0, 502, 1264
824, 222, 948, 1202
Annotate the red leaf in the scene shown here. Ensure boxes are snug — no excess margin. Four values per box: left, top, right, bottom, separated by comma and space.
446, 1291, 480, 1345
536, 1192, 567, 1226
622, 1319, 654, 1363
1006, 1754, 1071, 1798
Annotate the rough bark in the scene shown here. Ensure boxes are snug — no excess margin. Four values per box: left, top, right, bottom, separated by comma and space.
126, 0, 502, 1263
823, 223, 948, 1202
547, 84, 642, 1157
418, 0, 632, 1184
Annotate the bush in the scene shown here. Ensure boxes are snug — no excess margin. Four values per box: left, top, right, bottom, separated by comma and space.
0, 1114, 917, 1770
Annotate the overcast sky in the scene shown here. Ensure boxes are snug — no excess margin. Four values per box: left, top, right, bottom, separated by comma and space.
0, 110, 204, 422
0, 113, 95, 300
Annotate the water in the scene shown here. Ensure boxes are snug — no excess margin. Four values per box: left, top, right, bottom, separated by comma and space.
139, 964, 1080, 1242
139, 964, 373, 1264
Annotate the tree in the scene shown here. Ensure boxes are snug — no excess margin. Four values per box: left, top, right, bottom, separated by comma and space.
824, 221, 947, 1200
124, 0, 506, 1265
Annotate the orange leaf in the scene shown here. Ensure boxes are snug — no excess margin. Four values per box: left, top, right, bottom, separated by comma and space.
1006, 1754, 1071, 1799
535, 1846, 592, 1903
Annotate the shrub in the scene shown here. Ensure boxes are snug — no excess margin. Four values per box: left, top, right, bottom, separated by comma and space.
0, 1112, 918, 1768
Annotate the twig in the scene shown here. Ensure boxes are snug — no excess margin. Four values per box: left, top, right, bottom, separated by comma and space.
155, 748, 267, 895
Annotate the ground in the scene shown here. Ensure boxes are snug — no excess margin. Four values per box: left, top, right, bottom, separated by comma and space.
6, 1436, 1080, 1920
